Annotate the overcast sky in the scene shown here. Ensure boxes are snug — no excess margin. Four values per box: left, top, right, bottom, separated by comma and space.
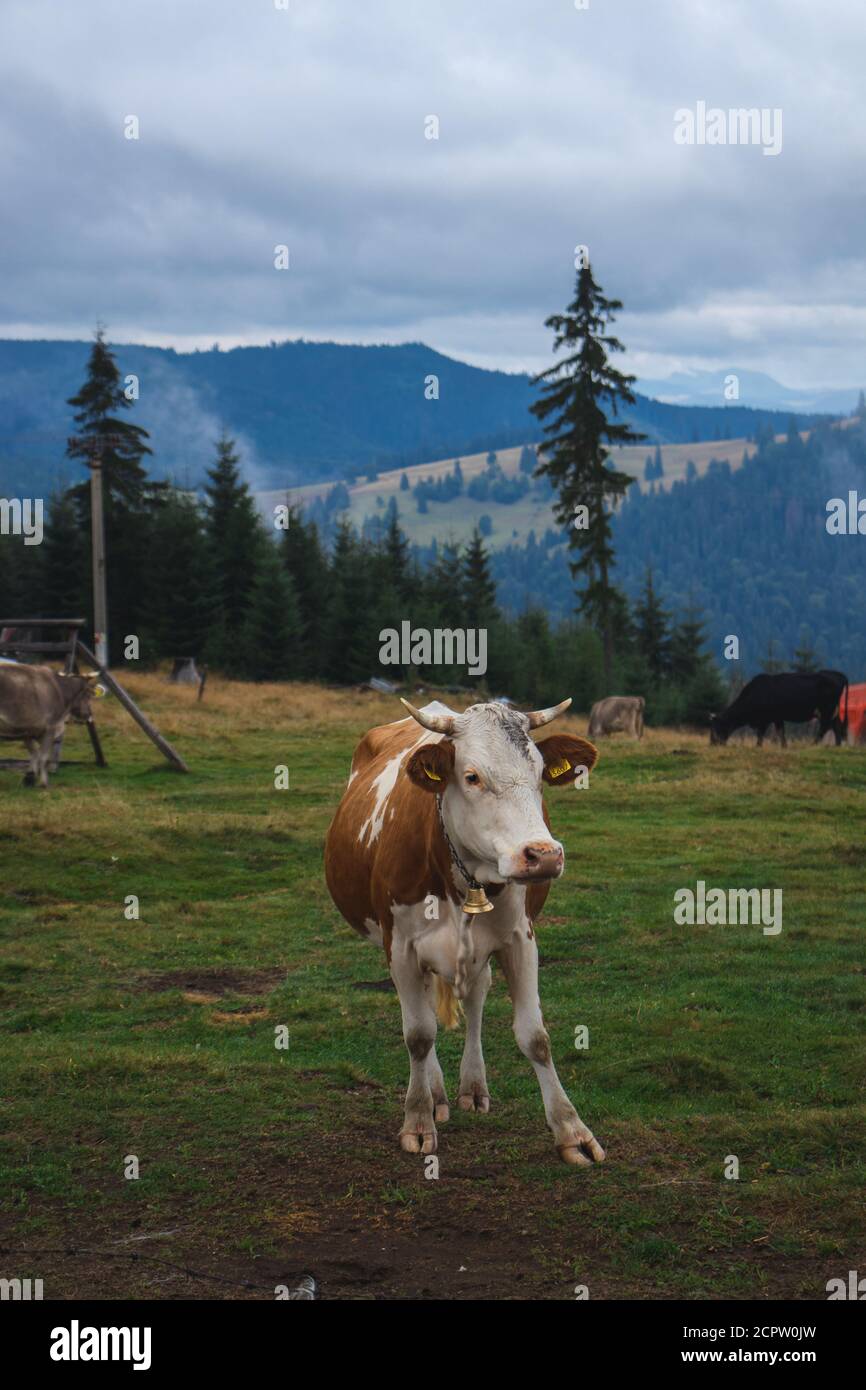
1, 0, 864, 387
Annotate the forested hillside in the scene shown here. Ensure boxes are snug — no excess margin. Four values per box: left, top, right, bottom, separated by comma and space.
0, 336, 827, 498
486, 420, 866, 678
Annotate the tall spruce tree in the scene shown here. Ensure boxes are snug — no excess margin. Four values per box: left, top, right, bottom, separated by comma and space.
633, 568, 671, 680
239, 540, 301, 680
530, 266, 643, 680
203, 431, 263, 663
66, 327, 152, 506
65, 328, 155, 657
462, 527, 498, 625
669, 600, 709, 683
282, 506, 331, 679
143, 490, 217, 660
40, 490, 86, 618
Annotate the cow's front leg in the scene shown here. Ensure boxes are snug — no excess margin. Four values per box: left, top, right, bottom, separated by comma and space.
390, 943, 438, 1154
427, 1043, 450, 1123
458, 961, 492, 1112
496, 930, 604, 1167
36, 730, 54, 786
22, 738, 40, 787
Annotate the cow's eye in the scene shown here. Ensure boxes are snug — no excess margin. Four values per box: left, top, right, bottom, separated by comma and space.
464, 771, 481, 787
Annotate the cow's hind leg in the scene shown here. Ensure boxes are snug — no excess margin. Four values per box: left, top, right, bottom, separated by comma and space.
391, 943, 438, 1154
458, 962, 492, 1112
496, 930, 604, 1167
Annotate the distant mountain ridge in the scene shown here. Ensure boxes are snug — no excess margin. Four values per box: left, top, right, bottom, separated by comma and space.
637, 366, 861, 415
0, 337, 835, 497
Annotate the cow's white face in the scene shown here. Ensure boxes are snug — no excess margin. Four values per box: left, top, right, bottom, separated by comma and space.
405, 702, 598, 886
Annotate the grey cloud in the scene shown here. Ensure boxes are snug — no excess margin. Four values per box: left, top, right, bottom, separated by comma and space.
0, 0, 863, 387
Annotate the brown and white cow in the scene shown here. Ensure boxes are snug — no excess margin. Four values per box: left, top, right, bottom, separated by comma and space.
588, 695, 645, 740
324, 697, 605, 1166
0, 664, 101, 787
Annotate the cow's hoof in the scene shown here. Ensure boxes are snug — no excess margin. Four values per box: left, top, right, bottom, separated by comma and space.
434, 1103, 450, 1123
558, 1136, 605, 1166
458, 1088, 491, 1113
399, 1127, 437, 1155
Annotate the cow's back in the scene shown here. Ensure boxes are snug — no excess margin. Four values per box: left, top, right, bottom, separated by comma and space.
0, 665, 64, 738
325, 717, 448, 950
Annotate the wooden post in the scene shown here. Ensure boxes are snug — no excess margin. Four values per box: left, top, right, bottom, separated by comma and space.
90, 457, 109, 667
77, 640, 189, 773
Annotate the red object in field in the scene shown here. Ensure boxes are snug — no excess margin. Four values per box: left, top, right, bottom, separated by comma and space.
844, 682, 866, 744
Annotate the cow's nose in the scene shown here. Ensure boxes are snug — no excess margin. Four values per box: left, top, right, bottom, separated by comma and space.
518, 841, 564, 877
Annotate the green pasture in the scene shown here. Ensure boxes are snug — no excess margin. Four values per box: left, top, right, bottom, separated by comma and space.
0, 676, 863, 1299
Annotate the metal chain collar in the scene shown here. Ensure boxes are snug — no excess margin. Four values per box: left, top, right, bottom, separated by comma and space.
435, 794, 483, 891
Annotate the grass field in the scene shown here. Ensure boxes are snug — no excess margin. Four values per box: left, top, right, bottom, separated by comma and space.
1, 675, 864, 1300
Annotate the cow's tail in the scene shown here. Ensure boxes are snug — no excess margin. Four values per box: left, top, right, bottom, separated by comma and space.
841, 680, 850, 739
434, 974, 462, 1030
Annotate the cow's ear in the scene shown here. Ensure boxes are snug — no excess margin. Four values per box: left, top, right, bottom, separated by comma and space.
537, 733, 599, 785
406, 740, 455, 793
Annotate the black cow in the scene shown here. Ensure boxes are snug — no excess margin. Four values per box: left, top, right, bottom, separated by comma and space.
710, 671, 849, 747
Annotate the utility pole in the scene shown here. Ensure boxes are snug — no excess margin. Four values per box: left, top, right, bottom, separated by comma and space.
67, 433, 121, 668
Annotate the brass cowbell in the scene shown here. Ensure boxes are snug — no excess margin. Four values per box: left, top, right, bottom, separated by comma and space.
462, 885, 494, 915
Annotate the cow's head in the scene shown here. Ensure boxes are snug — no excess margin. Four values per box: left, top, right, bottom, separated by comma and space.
401, 698, 598, 886
58, 672, 105, 722
708, 714, 728, 745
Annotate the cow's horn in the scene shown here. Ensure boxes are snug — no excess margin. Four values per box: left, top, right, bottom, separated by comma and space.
399, 698, 455, 734
525, 698, 572, 729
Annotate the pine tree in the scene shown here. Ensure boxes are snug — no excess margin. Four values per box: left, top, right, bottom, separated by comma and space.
143, 490, 217, 660
792, 637, 819, 672
239, 540, 301, 680
282, 506, 331, 679
429, 540, 464, 625
519, 445, 536, 476
462, 527, 498, 626
669, 601, 709, 682
66, 327, 152, 507
633, 568, 671, 679
530, 266, 643, 681
65, 328, 156, 657
40, 490, 86, 618
654, 443, 664, 478
382, 506, 411, 600
322, 519, 376, 684
203, 432, 263, 661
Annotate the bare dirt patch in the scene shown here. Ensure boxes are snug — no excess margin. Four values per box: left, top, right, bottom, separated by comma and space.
132, 967, 285, 996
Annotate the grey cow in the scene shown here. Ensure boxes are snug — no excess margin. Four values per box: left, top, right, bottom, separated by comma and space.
587, 695, 645, 740
0, 664, 100, 787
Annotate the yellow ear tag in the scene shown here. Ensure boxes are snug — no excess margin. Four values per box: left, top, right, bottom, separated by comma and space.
424, 764, 442, 781
548, 758, 572, 779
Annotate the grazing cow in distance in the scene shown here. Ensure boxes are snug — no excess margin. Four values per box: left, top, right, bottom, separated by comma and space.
0, 664, 101, 786
325, 698, 605, 1166
710, 670, 849, 747
588, 695, 645, 740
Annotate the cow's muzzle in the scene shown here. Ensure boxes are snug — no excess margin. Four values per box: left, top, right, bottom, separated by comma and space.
507, 840, 564, 883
